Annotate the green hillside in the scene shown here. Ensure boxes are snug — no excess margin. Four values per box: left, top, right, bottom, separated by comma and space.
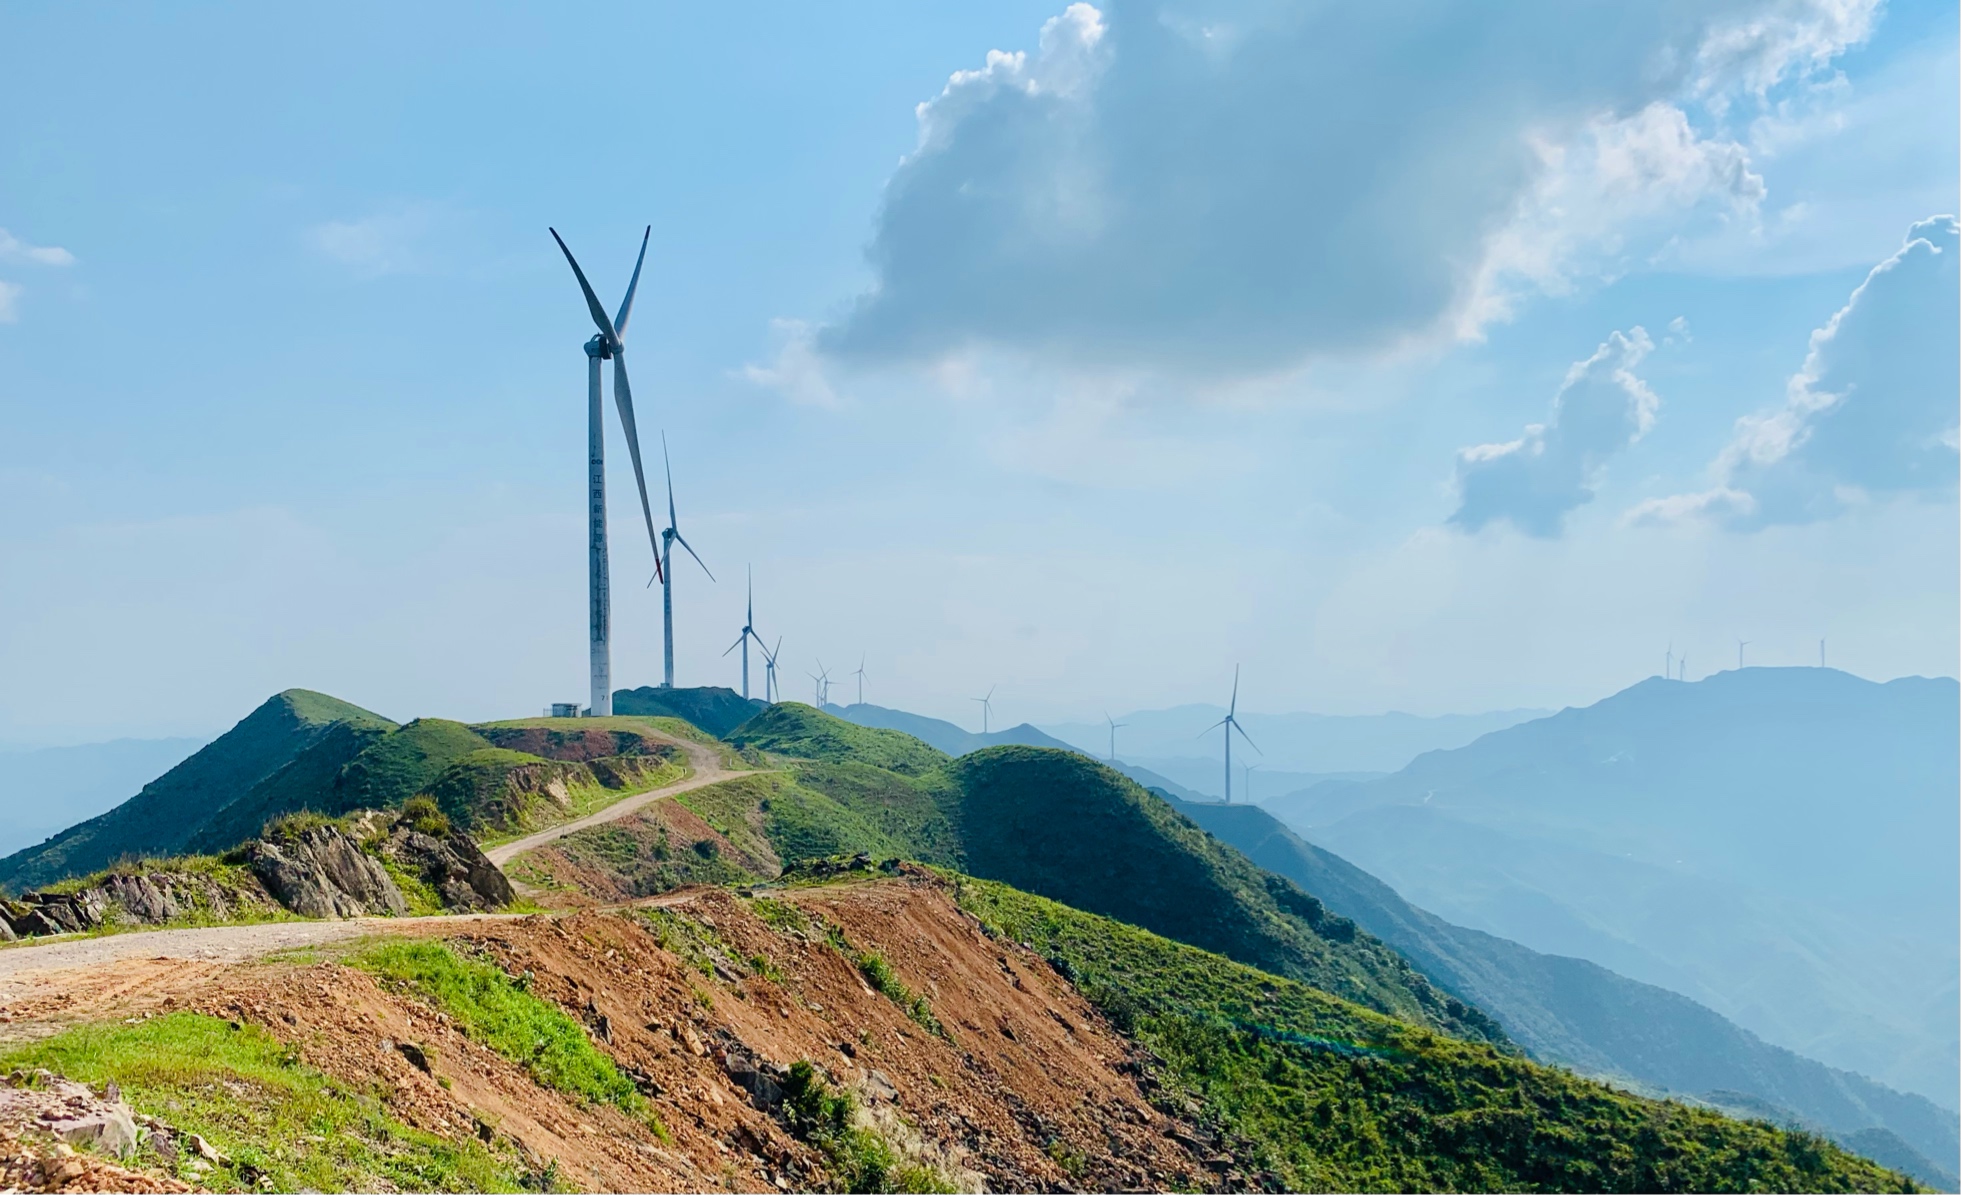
1169, 794, 1961, 1184
951, 875, 1917, 1193
0, 690, 396, 892
186, 717, 492, 852
548, 706, 1495, 1043
611, 685, 765, 737
729, 702, 951, 776
943, 745, 1503, 1042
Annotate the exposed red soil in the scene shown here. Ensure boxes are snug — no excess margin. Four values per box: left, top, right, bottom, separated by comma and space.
0, 876, 1214, 1192
479, 727, 672, 763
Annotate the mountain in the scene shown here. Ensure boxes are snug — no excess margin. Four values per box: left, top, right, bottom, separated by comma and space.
1168, 793, 1961, 1183
1040, 703, 1549, 773
827, 701, 1078, 757
0, 690, 395, 893
0, 737, 208, 856
612, 686, 765, 737
1262, 667, 1960, 1109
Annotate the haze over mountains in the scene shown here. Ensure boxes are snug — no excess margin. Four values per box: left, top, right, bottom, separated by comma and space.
0, 737, 207, 856
1262, 667, 1959, 1110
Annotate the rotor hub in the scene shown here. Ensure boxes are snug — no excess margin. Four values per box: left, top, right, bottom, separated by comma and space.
584, 334, 612, 360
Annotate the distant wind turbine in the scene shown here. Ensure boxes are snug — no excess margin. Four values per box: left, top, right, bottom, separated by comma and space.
1104, 712, 1128, 762
657, 433, 713, 689
1819, 638, 1826, 668
1679, 653, 1688, 681
760, 636, 783, 703
1665, 643, 1673, 680
721, 567, 767, 700
550, 226, 663, 716
972, 686, 996, 735
1204, 666, 1260, 804
1736, 639, 1749, 670
808, 660, 834, 707
1243, 762, 1260, 805
852, 655, 867, 707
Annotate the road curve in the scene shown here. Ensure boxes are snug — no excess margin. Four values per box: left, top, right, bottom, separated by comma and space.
484, 735, 752, 867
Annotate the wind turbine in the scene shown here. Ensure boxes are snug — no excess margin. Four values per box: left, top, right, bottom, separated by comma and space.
972, 686, 996, 735
1244, 762, 1261, 805
1665, 643, 1673, 680
760, 636, 783, 703
722, 567, 766, 699
1204, 666, 1260, 803
657, 433, 713, 689
550, 226, 663, 717
1679, 653, 1688, 681
1104, 712, 1128, 762
808, 660, 833, 707
1736, 639, 1749, 670
1819, 638, 1826, 668
852, 655, 867, 707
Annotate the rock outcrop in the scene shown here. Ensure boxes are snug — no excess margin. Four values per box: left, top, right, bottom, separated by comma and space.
245, 824, 406, 919
380, 827, 514, 911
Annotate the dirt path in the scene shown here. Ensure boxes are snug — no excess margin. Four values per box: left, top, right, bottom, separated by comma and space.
484, 736, 754, 867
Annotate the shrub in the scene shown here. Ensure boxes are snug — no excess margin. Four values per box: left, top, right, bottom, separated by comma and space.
400, 795, 452, 837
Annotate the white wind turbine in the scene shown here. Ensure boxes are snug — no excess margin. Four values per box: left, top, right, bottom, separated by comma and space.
657, 432, 713, 689
551, 227, 664, 716
722, 567, 767, 699
1105, 712, 1128, 762
1204, 666, 1260, 804
972, 686, 996, 735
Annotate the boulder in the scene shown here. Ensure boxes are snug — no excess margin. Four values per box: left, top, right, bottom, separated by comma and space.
51, 1107, 139, 1159
382, 828, 514, 911
247, 825, 406, 919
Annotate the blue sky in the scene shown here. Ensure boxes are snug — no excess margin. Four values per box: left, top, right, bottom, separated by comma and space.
1, 0, 1955, 744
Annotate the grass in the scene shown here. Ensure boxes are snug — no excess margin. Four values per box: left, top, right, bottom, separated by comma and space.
780, 1060, 956, 1193
427, 748, 683, 844
0, 1012, 522, 1192
349, 940, 646, 1115
950, 874, 1919, 1194
728, 704, 950, 778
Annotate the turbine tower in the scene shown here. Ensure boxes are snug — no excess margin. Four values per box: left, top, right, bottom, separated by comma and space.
657, 433, 713, 688
722, 567, 766, 699
551, 227, 664, 717
1243, 762, 1260, 804
852, 655, 867, 707
972, 686, 996, 735
1104, 712, 1128, 762
1204, 666, 1260, 803
1665, 643, 1673, 679
1736, 639, 1749, 670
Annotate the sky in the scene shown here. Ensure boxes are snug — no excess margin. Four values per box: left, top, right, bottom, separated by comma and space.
1, 0, 1955, 745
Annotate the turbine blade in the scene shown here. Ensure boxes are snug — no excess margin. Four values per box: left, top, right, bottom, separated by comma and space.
1232, 720, 1261, 754
674, 532, 713, 581
661, 432, 678, 530
614, 226, 650, 338
1230, 664, 1240, 716
610, 355, 664, 583
549, 228, 618, 344
723, 635, 745, 656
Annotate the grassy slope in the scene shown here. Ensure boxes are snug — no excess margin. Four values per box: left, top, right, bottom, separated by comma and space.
1169, 794, 1961, 1183
0, 1012, 520, 1192
729, 703, 950, 777
952, 876, 1917, 1194
942, 745, 1503, 1043
0, 690, 396, 892
611, 685, 766, 737
187, 718, 489, 852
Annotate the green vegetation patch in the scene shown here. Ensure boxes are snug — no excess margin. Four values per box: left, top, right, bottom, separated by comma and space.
0, 1012, 521, 1192
335, 719, 494, 809
781, 1060, 955, 1193
785, 761, 963, 867
729, 704, 949, 777
350, 939, 643, 1113
952, 876, 1917, 1194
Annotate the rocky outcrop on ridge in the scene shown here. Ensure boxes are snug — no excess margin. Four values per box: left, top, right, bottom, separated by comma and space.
378, 826, 514, 912
243, 824, 406, 919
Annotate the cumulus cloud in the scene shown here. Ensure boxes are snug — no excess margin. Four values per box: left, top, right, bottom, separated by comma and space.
0, 227, 75, 323
737, 319, 841, 408
1450, 328, 1660, 537
818, 0, 1874, 377
1630, 215, 1959, 530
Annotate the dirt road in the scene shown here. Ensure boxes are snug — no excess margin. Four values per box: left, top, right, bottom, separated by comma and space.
484, 735, 752, 867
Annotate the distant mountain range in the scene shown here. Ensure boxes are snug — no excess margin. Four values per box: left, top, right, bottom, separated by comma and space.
1040, 704, 1548, 773
825, 702, 1079, 757
1261, 667, 1959, 1111
1167, 793, 1960, 1187
0, 737, 208, 856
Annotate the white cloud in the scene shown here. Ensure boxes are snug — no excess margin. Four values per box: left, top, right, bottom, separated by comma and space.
1631, 215, 1960, 530
738, 319, 841, 408
1450, 327, 1661, 537
0, 229, 75, 267
818, 0, 1874, 379
304, 204, 441, 278
0, 227, 76, 323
